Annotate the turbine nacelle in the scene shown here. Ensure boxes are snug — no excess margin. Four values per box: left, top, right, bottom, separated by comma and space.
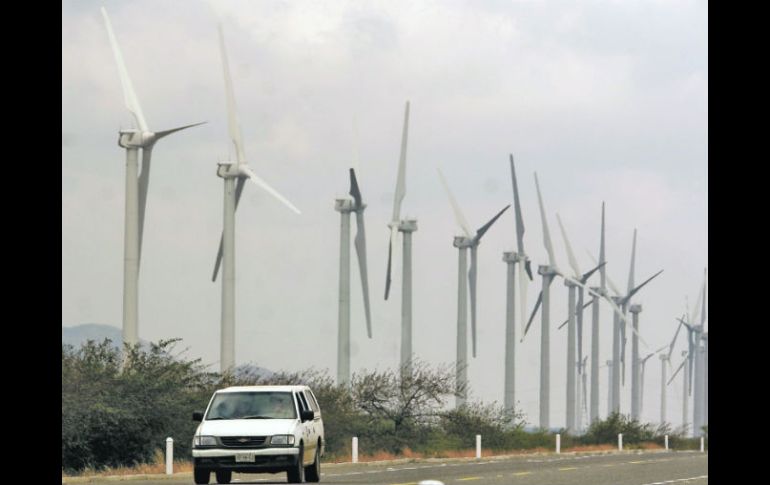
118, 129, 157, 149
502, 251, 525, 264
590, 286, 608, 298
453, 236, 474, 249
334, 198, 356, 213
398, 219, 418, 232
537, 264, 558, 277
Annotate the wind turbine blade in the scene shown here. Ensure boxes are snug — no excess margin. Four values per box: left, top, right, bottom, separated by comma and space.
667, 319, 684, 363
218, 24, 246, 164
155, 121, 207, 140
101, 7, 148, 132
469, 246, 478, 358
654, 344, 668, 354
534, 172, 557, 269
667, 357, 687, 385
687, 331, 694, 395
212, 235, 224, 282
577, 287, 584, 368
354, 210, 372, 339
518, 259, 529, 334
391, 101, 410, 223
522, 289, 542, 341
701, 268, 707, 326
349, 168, 363, 208
437, 168, 472, 237
623, 270, 664, 304
597, 290, 649, 348
384, 227, 397, 300
620, 310, 628, 385
599, 202, 606, 290
586, 250, 622, 297
137, 147, 153, 268
509, 155, 529, 273
474, 205, 510, 243
627, 229, 637, 296
582, 261, 606, 284
212, 177, 246, 282
558, 299, 593, 330
242, 166, 301, 215
691, 277, 705, 326
556, 213, 581, 278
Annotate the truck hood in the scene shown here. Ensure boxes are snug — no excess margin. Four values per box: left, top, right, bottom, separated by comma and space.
198, 419, 298, 437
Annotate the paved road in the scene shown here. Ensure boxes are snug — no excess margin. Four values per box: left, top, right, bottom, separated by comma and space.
70, 450, 707, 485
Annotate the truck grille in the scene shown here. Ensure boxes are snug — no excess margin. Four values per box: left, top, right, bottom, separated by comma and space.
220, 436, 268, 448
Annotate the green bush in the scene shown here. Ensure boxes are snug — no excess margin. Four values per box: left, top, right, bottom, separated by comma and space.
62, 339, 216, 472
579, 412, 656, 445
63, 338, 698, 472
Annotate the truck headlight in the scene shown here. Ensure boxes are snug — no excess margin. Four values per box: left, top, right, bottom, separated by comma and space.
194, 435, 217, 447
270, 435, 295, 446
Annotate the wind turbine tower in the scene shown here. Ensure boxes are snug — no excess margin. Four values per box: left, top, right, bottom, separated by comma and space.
503, 155, 533, 413
438, 169, 509, 407
101, 7, 204, 348
335, 168, 373, 385
211, 25, 301, 372
383, 102, 418, 375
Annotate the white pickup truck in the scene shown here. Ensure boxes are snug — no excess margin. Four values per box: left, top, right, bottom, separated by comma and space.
192, 385, 324, 484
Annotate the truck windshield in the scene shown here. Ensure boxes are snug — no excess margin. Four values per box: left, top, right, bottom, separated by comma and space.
205, 392, 297, 420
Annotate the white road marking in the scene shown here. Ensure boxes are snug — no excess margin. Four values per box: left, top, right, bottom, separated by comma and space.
640, 476, 708, 485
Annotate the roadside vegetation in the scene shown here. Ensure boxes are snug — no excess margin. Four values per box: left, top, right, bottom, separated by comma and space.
62, 339, 706, 475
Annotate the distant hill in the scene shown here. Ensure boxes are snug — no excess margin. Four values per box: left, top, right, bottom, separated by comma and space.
61, 323, 148, 349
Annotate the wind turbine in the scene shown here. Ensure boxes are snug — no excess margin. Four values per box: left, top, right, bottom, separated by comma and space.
521, 174, 624, 428
668, 349, 690, 434
502, 155, 533, 413
101, 7, 205, 348
518, 173, 606, 428
383, 102, 418, 374
588, 232, 663, 415
588, 203, 608, 424
660, 318, 684, 424
675, 274, 706, 436
438, 168, 509, 407
334, 167, 372, 386
639, 344, 667, 419
211, 25, 301, 372
555, 213, 604, 431
690, 269, 707, 436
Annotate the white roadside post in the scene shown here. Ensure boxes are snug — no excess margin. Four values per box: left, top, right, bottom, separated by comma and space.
165, 437, 173, 475
476, 435, 481, 458
665, 435, 669, 451
618, 433, 623, 451
556, 434, 561, 454
352, 437, 359, 463
700, 437, 704, 452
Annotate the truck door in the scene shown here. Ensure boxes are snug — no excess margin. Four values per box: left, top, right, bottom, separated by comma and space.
296, 391, 316, 463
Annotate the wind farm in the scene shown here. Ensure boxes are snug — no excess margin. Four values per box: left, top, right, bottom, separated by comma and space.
64, 0, 707, 452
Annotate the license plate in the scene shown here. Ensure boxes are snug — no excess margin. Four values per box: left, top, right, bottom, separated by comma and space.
235, 452, 255, 462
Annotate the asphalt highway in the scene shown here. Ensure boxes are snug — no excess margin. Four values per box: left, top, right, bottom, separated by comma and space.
68, 450, 707, 485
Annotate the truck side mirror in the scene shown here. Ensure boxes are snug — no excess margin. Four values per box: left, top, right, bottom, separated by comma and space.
300, 409, 314, 422
192, 411, 203, 422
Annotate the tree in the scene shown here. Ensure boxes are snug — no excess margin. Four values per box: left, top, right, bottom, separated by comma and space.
350, 359, 463, 453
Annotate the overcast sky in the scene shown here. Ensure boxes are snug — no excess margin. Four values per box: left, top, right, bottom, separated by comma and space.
62, 0, 707, 428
